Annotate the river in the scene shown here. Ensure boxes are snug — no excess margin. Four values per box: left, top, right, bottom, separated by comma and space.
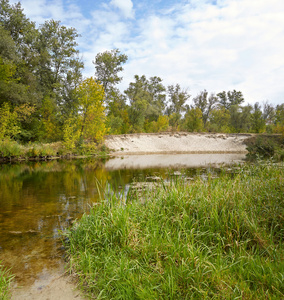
0, 153, 246, 291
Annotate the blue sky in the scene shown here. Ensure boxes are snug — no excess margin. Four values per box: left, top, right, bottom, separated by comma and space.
11, 0, 284, 105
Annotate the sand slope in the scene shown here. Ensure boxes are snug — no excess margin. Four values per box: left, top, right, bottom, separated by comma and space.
105, 132, 250, 155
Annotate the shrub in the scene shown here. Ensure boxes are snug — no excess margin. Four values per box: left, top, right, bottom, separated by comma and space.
0, 139, 25, 158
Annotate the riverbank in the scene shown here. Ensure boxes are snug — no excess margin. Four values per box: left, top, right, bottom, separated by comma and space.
64, 162, 284, 299
105, 132, 251, 155
0, 140, 109, 163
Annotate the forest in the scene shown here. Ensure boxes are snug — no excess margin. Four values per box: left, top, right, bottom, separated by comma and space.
1, 0, 284, 152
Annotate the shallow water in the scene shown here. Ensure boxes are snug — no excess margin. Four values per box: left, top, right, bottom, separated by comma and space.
0, 154, 245, 287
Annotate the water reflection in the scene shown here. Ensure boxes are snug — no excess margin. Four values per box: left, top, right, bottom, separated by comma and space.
0, 155, 245, 287
105, 153, 246, 170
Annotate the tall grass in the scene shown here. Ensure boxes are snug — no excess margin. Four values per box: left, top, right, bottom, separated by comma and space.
64, 162, 284, 299
0, 263, 13, 300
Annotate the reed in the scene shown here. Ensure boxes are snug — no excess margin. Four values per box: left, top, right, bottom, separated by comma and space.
64, 162, 284, 299
0, 263, 13, 300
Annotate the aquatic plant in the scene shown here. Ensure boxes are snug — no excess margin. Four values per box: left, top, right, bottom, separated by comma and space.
0, 263, 14, 300
64, 162, 284, 299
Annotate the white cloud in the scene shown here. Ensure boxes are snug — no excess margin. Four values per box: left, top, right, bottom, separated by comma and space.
10, 0, 284, 104
117, 0, 284, 104
110, 0, 134, 19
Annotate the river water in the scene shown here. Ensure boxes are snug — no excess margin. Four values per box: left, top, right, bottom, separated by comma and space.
0, 154, 246, 288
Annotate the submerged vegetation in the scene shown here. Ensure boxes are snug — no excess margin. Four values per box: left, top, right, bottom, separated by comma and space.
64, 162, 284, 299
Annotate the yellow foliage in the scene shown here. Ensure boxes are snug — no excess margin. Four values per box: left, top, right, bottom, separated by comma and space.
63, 117, 81, 151
0, 102, 20, 140
77, 77, 106, 142
14, 104, 35, 123
157, 115, 169, 132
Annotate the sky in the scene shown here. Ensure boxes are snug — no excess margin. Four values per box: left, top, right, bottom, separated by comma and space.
10, 0, 284, 105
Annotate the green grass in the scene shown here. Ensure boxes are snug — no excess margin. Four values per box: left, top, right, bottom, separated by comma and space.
0, 139, 108, 160
64, 162, 284, 299
0, 263, 13, 300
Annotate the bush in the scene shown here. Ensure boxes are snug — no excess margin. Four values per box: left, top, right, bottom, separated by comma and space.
246, 135, 284, 160
27, 143, 58, 157
0, 139, 25, 158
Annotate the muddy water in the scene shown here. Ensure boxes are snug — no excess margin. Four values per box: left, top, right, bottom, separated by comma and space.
0, 154, 245, 289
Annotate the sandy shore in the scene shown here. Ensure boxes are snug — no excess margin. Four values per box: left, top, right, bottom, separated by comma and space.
12, 271, 84, 300
105, 132, 251, 155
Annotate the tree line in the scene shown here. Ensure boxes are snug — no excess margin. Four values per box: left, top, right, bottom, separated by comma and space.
0, 0, 283, 150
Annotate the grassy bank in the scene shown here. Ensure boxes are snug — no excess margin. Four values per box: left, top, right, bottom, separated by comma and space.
0, 139, 110, 162
64, 162, 284, 299
0, 263, 13, 300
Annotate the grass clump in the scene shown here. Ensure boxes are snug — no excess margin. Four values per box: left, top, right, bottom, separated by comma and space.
0, 263, 13, 300
64, 163, 284, 299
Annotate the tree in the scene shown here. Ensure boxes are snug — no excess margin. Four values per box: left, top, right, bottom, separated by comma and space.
209, 107, 230, 132
0, 25, 35, 106
192, 90, 218, 126
0, 0, 41, 105
251, 102, 265, 133
273, 104, 284, 135
217, 90, 244, 110
166, 84, 190, 130
36, 20, 83, 108
125, 75, 166, 131
183, 107, 203, 132
93, 49, 127, 103
229, 104, 252, 133
76, 77, 106, 142
167, 84, 190, 115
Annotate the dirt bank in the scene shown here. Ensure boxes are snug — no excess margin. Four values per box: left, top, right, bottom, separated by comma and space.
105, 132, 251, 155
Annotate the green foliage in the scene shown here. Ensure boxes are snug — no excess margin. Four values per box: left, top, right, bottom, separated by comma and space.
37, 19, 83, 106
94, 49, 128, 98
192, 90, 218, 126
125, 75, 167, 132
251, 102, 265, 133
0, 138, 24, 157
0, 262, 13, 300
183, 107, 203, 132
167, 84, 190, 116
246, 135, 284, 160
208, 107, 230, 132
65, 163, 284, 299
0, 102, 20, 140
273, 104, 284, 135
217, 90, 244, 110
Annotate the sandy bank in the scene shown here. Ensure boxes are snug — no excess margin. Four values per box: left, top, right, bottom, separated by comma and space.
12, 271, 84, 300
105, 132, 251, 155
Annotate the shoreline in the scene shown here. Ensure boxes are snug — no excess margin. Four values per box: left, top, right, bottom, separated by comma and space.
105, 132, 251, 155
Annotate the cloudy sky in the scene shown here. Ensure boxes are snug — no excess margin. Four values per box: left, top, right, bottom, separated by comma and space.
11, 0, 284, 105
